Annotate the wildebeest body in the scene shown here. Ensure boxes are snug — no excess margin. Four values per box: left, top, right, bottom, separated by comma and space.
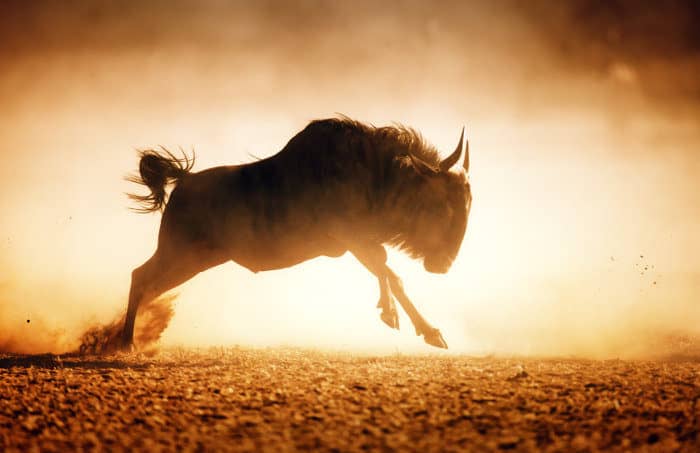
121, 118, 472, 350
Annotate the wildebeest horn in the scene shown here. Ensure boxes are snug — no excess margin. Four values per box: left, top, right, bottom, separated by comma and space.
439, 127, 464, 172
463, 137, 469, 173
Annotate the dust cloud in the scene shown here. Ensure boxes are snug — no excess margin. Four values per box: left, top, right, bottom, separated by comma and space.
0, 0, 699, 357
78, 295, 175, 355
0, 287, 175, 355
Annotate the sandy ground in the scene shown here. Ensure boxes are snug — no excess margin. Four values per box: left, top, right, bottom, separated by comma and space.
0, 348, 698, 452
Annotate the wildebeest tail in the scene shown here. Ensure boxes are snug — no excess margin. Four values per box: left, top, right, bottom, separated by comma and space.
126, 147, 195, 213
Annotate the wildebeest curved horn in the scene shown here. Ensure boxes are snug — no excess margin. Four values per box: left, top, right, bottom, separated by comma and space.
439, 127, 464, 172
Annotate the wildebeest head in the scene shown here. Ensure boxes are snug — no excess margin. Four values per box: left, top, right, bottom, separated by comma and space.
401, 128, 472, 274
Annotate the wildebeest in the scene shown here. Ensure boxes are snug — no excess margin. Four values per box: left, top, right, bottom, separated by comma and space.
121, 117, 472, 350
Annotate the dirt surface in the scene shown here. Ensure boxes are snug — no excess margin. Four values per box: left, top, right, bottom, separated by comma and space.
0, 348, 698, 452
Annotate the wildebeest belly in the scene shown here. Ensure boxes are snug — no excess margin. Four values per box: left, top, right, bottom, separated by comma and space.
163, 166, 351, 272
230, 234, 347, 273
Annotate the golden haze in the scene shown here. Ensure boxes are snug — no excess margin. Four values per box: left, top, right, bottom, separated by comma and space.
1, 1, 699, 356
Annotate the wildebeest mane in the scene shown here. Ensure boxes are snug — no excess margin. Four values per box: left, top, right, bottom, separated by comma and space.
328, 116, 442, 168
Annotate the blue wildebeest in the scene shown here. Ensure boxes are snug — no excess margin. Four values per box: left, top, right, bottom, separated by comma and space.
121, 117, 472, 350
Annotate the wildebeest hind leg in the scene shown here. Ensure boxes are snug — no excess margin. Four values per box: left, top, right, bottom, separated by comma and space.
120, 245, 226, 350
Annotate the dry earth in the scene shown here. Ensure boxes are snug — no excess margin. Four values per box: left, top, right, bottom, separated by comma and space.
0, 348, 698, 452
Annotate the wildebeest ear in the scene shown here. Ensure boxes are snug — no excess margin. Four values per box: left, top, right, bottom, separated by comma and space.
463, 138, 469, 173
409, 154, 439, 175
439, 127, 465, 172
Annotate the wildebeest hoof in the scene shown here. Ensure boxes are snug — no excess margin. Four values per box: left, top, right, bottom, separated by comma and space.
380, 309, 399, 330
423, 328, 448, 349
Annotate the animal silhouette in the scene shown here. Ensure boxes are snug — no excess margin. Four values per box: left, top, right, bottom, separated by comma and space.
122, 118, 472, 350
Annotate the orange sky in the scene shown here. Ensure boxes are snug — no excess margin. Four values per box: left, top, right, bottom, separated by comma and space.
1, 1, 699, 356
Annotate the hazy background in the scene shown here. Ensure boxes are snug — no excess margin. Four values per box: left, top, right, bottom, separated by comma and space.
1, 0, 699, 356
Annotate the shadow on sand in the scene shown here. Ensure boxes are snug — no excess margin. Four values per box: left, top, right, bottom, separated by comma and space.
0, 352, 153, 370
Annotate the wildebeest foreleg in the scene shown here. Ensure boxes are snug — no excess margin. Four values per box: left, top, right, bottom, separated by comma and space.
352, 246, 447, 348
377, 275, 399, 329
350, 246, 399, 330
384, 268, 448, 349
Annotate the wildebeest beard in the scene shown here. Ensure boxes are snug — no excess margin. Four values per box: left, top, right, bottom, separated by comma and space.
121, 116, 472, 350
